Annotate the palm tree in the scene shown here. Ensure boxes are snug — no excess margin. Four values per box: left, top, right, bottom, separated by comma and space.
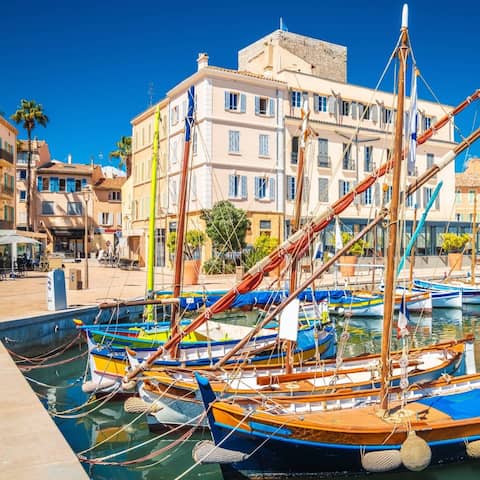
11, 99, 49, 231
109, 136, 132, 177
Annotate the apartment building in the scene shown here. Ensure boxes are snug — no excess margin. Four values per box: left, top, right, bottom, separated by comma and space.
455, 158, 480, 232
127, 29, 457, 266
0, 116, 17, 229
34, 160, 92, 255
16, 139, 51, 230
91, 165, 125, 253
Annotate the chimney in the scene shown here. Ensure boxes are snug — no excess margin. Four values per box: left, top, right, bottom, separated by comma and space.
197, 52, 209, 71
67, 153, 72, 164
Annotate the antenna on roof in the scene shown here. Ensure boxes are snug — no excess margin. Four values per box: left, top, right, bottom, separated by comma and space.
148, 81, 154, 107
280, 17, 288, 32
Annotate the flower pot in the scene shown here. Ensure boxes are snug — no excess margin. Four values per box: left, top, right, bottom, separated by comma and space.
183, 259, 201, 285
447, 252, 463, 271
340, 255, 358, 277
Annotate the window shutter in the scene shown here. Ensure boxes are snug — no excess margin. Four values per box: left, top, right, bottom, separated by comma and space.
435, 193, 440, 210
81, 178, 87, 190
50, 177, 58, 192
240, 94, 246, 113
108, 213, 113, 225
313, 94, 319, 112
98, 213, 103, 225
416, 189, 421, 208
241, 175, 247, 199
302, 176, 309, 203
254, 177, 259, 199
351, 102, 358, 120
255, 96, 260, 115
224, 91, 229, 109
37, 176, 43, 191
269, 98, 275, 117
339, 180, 344, 199
117, 212, 122, 226
228, 175, 234, 198
327, 96, 336, 114
228, 131, 233, 152
374, 184, 380, 206
269, 178, 275, 201
371, 104, 379, 123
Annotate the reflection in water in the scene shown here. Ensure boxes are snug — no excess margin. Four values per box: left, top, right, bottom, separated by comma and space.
25, 307, 480, 480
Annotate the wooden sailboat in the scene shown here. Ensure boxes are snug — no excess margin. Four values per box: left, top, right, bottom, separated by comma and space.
193, 6, 480, 476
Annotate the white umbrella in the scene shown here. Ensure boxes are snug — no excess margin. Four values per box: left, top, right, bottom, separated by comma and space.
0, 234, 40, 274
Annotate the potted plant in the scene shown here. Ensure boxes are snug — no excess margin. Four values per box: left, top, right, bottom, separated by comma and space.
440, 232, 470, 271
167, 229, 205, 284
339, 232, 369, 277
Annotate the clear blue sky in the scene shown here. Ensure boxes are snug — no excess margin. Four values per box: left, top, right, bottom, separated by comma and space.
2, 0, 478, 171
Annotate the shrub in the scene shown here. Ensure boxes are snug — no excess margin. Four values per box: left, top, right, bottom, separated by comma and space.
440, 232, 470, 253
341, 232, 369, 256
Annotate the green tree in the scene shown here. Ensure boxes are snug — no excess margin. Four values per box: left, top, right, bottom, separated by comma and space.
244, 234, 280, 269
341, 232, 369, 256
201, 201, 249, 253
11, 99, 49, 231
166, 229, 205, 260
109, 136, 132, 176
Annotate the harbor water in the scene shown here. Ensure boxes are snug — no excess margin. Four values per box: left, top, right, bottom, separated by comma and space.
24, 306, 480, 479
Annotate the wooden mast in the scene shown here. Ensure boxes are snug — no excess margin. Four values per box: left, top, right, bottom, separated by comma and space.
409, 205, 417, 289
286, 100, 310, 373
170, 86, 195, 352
379, 4, 409, 412
472, 193, 477, 284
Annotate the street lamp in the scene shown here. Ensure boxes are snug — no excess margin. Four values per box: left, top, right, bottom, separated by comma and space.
83, 185, 92, 289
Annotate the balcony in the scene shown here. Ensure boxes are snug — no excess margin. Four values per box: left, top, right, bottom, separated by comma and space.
291, 152, 298, 165
342, 158, 356, 171
317, 155, 331, 168
0, 148, 14, 164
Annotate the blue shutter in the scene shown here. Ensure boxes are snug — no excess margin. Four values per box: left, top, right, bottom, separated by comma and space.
37, 176, 43, 191
228, 131, 233, 152
254, 177, 259, 199
435, 193, 440, 210
240, 94, 246, 113
224, 91, 229, 109
228, 175, 234, 197
50, 177, 59, 192
81, 178, 87, 190
241, 176, 247, 199
67, 178, 75, 192
269, 98, 275, 117
255, 96, 260, 115
269, 178, 275, 201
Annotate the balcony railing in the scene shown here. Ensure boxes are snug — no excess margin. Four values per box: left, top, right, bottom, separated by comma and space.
317, 155, 331, 168
0, 184, 14, 196
342, 158, 355, 170
291, 152, 298, 165
0, 148, 14, 164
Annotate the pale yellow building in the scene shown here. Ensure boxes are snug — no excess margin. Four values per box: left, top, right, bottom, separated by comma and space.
127, 29, 458, 266
0, 116, 17, 229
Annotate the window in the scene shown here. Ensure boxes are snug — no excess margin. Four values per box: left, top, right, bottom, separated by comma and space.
426, 153, 434, 169
75, 179, 83, 192
383, 108, 393, 124
41, 201, 54, 215
67, 202, 82, 215
254, 177, 275, 201
314, 95, 328, 113
228, 174, 247, 199
100, 212, 113, 225
384, 186, 393, 203
341, 101, 350, 116
364, 146, 373, 172
342, 144, 354, 170
291, 91, 302, 108
363, 187, 373, 205
38, 177, 49, 191
469, 190, 475, 204
59, 178, 66, 191
225, 91, 246, 112
18, 169, 26, 180
317, 139, 329, 167
318, 178, 328, 202
259, 134, 269, 156
255, 97, 270, 116
360, 104, 370, 120
19, 190, 26, 202
339, 180, 350, 197
423, 115, 432, 131
108, 191, 121, 201
423, 187, 433, 208
259, 220, 271, 230
287, 176, 296, 201
170, 179, 177, 206
228, 130, 240, 153
291, 136, 299, 164
171, 105, 179, 125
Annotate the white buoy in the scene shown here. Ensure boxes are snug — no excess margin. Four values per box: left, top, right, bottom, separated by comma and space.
400, 431, 431, 471
361, 450, 402, 472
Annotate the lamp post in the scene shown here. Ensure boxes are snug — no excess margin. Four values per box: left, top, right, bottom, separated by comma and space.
83, 186, 91, 289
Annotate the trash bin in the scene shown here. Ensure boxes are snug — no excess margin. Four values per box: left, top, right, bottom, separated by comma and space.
68, 269, 82, 290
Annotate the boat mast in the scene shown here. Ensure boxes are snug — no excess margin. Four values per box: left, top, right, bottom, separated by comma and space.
408, 206, 417, 289
380, 4, 409, 412
472, 193, 477, 284
170, 86, 195, 349
286, 100, 310, 373
145, 105, 161, 322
